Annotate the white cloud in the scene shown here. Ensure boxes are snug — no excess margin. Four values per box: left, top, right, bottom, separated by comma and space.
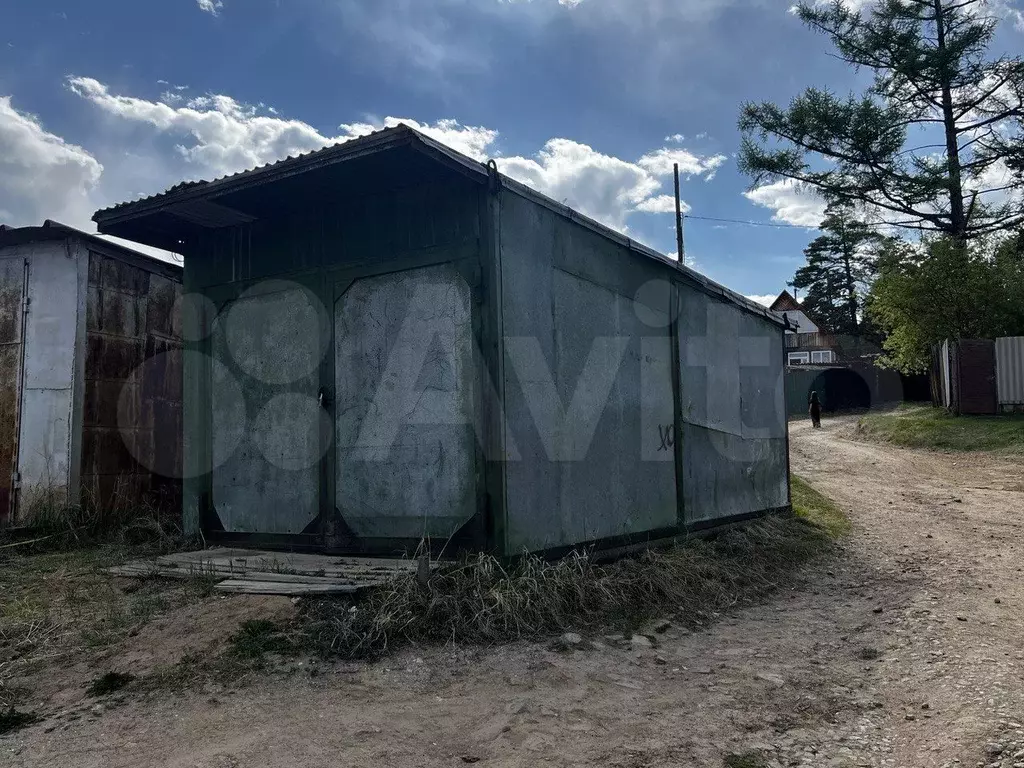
971, 156, 1024, 211
745, 294, 778, 307
798, 0, 1024, 29
634, 194, 690, 214
744, 179, 826, 227
338, 117, 497, 161
499, 139, 660, 232
0, 95, 103, 228
196, 0, 223, 16
666, 250, 696, 268
68, 76, 498, 180
68, 77, 720, 238
638, 147, 728, 180
0, 95, 181, 261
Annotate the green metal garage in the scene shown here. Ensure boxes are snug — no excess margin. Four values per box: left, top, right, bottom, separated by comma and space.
94, 124, 790, 557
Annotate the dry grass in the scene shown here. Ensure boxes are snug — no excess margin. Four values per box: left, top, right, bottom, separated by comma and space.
297, 495, 842, 660
0, 544, 217, 709
15, 478, 185, 551
2, 479, 848, 703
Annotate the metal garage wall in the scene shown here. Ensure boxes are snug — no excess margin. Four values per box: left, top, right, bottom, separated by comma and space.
0, 253, 26, 523
82, 251, 183, 515
678, 285, 788, 526
996, 336, 1024, 408
16, 242, 86, 521
499, 191, 677, 555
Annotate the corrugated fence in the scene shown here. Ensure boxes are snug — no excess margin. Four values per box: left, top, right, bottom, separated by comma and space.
932, 336, 1024, 414
996, 336, 1024, 407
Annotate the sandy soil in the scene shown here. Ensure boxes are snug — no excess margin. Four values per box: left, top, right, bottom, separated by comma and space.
4, 415, 1024, 768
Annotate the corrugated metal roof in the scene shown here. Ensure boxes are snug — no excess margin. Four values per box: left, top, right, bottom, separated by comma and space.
0, 219, 182, 276
91, 123, 781, 325
93, 125, 436, 222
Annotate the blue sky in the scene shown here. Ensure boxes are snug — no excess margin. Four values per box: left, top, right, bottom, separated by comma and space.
1, 0, 1022, 302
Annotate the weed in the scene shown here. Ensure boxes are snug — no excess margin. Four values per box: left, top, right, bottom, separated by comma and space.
724, 750, 769, 768
0, 707, 40, 735
298, 510, 844, 661
228, 620, 293, 660
86, 671, 135, 697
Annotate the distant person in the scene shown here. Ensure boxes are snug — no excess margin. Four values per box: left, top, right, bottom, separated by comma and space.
809, 390, 822, 429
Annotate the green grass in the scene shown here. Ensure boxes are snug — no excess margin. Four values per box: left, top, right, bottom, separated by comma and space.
791, 476, 852, 538
0, 707, 40, 735
228, 620, 294, 660
86, 671, 135, 697
723, 751, 769, 768
857, 404, 1024, 454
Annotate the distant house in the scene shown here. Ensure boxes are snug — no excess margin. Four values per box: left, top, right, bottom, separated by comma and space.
768, 291, 838, 366
766, 290, 929, 415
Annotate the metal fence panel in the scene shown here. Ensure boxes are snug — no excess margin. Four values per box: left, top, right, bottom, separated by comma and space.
996, 336, 1024, 406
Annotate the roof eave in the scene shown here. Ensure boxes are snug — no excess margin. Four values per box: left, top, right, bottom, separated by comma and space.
0, 220, 182, 276
94, 125, 487, 230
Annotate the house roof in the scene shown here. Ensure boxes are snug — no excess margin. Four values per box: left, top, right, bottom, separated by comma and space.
0, 219, 182, 279
769, 289, 831, 334
92, 123, 782, 326
769, 290, 801, 313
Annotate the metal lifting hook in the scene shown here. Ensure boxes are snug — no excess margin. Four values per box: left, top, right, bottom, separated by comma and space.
486, 159, 499, 193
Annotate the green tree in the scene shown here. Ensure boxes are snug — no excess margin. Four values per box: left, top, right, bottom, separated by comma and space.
792, 202, 883, 334
739, 0, 1024, 242
867, 235, 1024, 372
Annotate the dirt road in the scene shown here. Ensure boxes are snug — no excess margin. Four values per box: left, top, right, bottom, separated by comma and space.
5, 416, 1024, 768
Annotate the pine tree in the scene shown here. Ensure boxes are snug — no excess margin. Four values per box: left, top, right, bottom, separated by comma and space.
792, 203, 883, 334
739, 0, 1024, 242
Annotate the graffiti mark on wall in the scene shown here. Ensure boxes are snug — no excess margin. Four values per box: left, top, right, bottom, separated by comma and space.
657, 424, 675, 452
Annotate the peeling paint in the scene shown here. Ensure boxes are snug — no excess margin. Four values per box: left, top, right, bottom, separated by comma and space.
0, 257, 24, 522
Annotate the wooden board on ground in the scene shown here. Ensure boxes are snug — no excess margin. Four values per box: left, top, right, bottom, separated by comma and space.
215, 579, 359, 596
109, 547, 428, 596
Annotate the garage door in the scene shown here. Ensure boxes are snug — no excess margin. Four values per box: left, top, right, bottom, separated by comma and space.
333, 264, 478, 542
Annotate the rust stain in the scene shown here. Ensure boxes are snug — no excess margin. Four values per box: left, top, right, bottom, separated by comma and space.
0, 268, 22, 524
81, 252, 183, 520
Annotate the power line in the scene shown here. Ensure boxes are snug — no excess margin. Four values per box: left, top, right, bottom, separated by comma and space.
683, 213, 815, 229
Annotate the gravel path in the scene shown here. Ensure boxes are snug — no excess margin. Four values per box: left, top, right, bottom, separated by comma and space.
4, 414, 1023, 768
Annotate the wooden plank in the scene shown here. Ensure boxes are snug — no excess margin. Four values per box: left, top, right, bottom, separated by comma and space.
208, 571, 360, 586
214, 579, 359, 596
109, 548, 429, 593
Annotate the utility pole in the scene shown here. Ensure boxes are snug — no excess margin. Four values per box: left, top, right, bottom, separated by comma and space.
673, 163, 685, 269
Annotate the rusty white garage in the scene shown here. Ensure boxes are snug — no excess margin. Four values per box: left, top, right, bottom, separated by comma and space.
93, 125, 790, 557
0, 221, 182, 527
